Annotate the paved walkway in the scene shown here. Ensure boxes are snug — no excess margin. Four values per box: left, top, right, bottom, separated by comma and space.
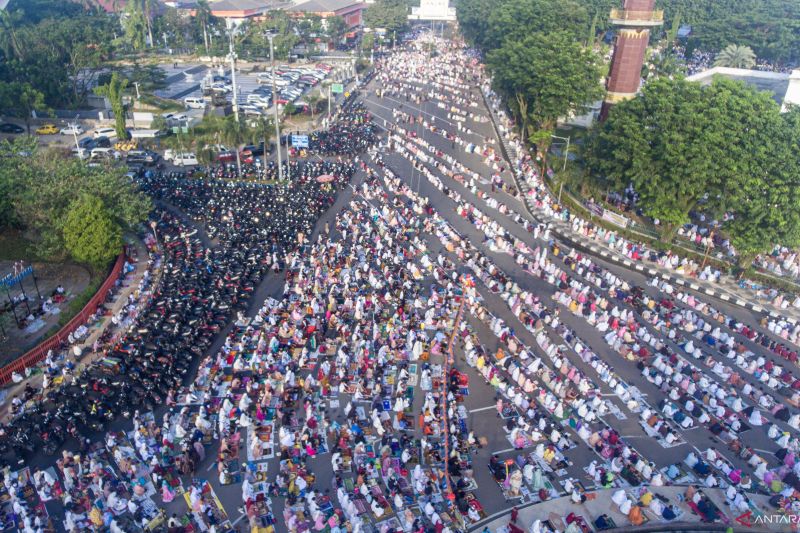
472, 486, 782, 533
0, 234, 157, 421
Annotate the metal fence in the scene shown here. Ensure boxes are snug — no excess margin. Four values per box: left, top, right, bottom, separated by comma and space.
0, 252, 126, 386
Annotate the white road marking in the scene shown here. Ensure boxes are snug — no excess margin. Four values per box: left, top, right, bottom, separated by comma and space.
469, 405, 497, 413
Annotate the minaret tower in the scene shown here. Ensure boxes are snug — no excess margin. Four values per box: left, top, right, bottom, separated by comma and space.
600, 0, 663, 120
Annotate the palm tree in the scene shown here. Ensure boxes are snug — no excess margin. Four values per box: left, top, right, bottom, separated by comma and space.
249, 116, 273, 171
221, 115, 246, 176
143, 0, 155, 48
0, 9, 25, 61
713, 44, 756, 69
195, 0, 212, 54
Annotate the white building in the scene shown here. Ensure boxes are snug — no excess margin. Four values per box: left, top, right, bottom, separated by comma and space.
687, 67, 800, 113
408, 0, 455, 21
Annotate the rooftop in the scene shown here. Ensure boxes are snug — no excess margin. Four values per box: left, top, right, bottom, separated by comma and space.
287, 0, 364, 13
687, 66, 800, 111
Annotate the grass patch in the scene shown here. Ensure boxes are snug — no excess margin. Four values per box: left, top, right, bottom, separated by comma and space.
138, 93, 184, 112
0, 231, 47, 262
57, 275, 103, 328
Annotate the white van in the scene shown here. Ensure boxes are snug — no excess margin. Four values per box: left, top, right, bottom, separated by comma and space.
90, 147, 119, 160
184, 97, 207, 109
167, 152, 199, 166
93, 127, 117, 139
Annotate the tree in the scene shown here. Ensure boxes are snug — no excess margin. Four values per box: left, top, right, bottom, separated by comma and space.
221, 115, 246, 176
487, 31, 603, 151
666, 9, 682, 44
122, 0, 147, 51
195, 0, 212, 53
586, 12, 598, 48
0, 140, 150, 261
722, 106, 800, 264
94, 72, 129, 140
325, 16, 348, 46
62, 194, 122, 270
713, 44, 756, 68
483, 0, 589, 52
143, 0, 155, 48
0, 81, 49, 133
586, 77, 796, 244
456, 0, 495, 47
248, 116, 273, 170
0, 9, 25, 61
362, 32, 375, 55
305, 93, 324, 120
364, 0, 408, 34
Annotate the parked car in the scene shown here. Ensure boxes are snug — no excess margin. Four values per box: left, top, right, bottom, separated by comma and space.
0, 123, 24, 134
90, 147, 120, 160
216, 150, 236, 163
241, 142, 266, 158
93, 127, 117, 139
166, 151, 198, 166
238, 105, 263, 117
126, 149, 159, 165
184, 96, 207, 109
35, 124, 58, 135
60, 124, 84, 135
93, 136, 112, 148
78, 137, 96, 149
71, 147, 89, 160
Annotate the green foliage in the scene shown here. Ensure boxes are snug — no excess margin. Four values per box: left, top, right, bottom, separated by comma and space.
62, 194, 122, 269
123, 0, 148, 51
713, 44, 756, 68
658, 0, 800, 64
487, 31, 604, 137
0, 1, 116, 108
587, 77, 800, 256
0, 138, 150, 263
0, 81, 50, 133
58, 275, 103, 327
364, 0, 409, 34
362, 32, 376, 52
94, 72, 129, 140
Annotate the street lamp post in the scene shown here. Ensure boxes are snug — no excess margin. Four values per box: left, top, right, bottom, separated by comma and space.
227, 25, 240, 123
550, 134, 570, 205
266, 33, 283, 182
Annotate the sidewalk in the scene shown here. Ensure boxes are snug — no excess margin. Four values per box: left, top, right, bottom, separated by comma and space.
478, 85, 800, 326
0, 234, 158, 421
472, 486, 780, 533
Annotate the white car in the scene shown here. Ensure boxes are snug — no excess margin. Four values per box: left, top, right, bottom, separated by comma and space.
93, 127, 117, 139
71, 147, 89, 160
210, 82, 232, 93
184, 97, 207, 109
163, 112, 188, 124
238, 105, 263, 117
164, 150, 198, 166
61, 124, 84, 135
90, 147, 120, 160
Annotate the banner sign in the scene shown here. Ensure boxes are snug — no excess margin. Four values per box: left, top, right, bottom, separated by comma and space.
0, 266, 33, 289
331, 83, 344, 94
601, 209, 629, 228
291, 135, 309, 148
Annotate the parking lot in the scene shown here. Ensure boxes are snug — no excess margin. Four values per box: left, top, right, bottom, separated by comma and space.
154, 58, 355, 117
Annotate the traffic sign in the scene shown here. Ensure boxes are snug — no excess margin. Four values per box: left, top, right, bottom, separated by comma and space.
331, 83, 344, 94
291, 134, 309, 148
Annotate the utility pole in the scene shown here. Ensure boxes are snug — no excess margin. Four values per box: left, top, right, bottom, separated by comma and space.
551, 134, 570, 172
267, 33, 283, 182
228, 25, 240, 122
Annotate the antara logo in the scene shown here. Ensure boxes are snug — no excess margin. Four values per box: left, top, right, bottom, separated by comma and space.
737, 510, 800, 527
